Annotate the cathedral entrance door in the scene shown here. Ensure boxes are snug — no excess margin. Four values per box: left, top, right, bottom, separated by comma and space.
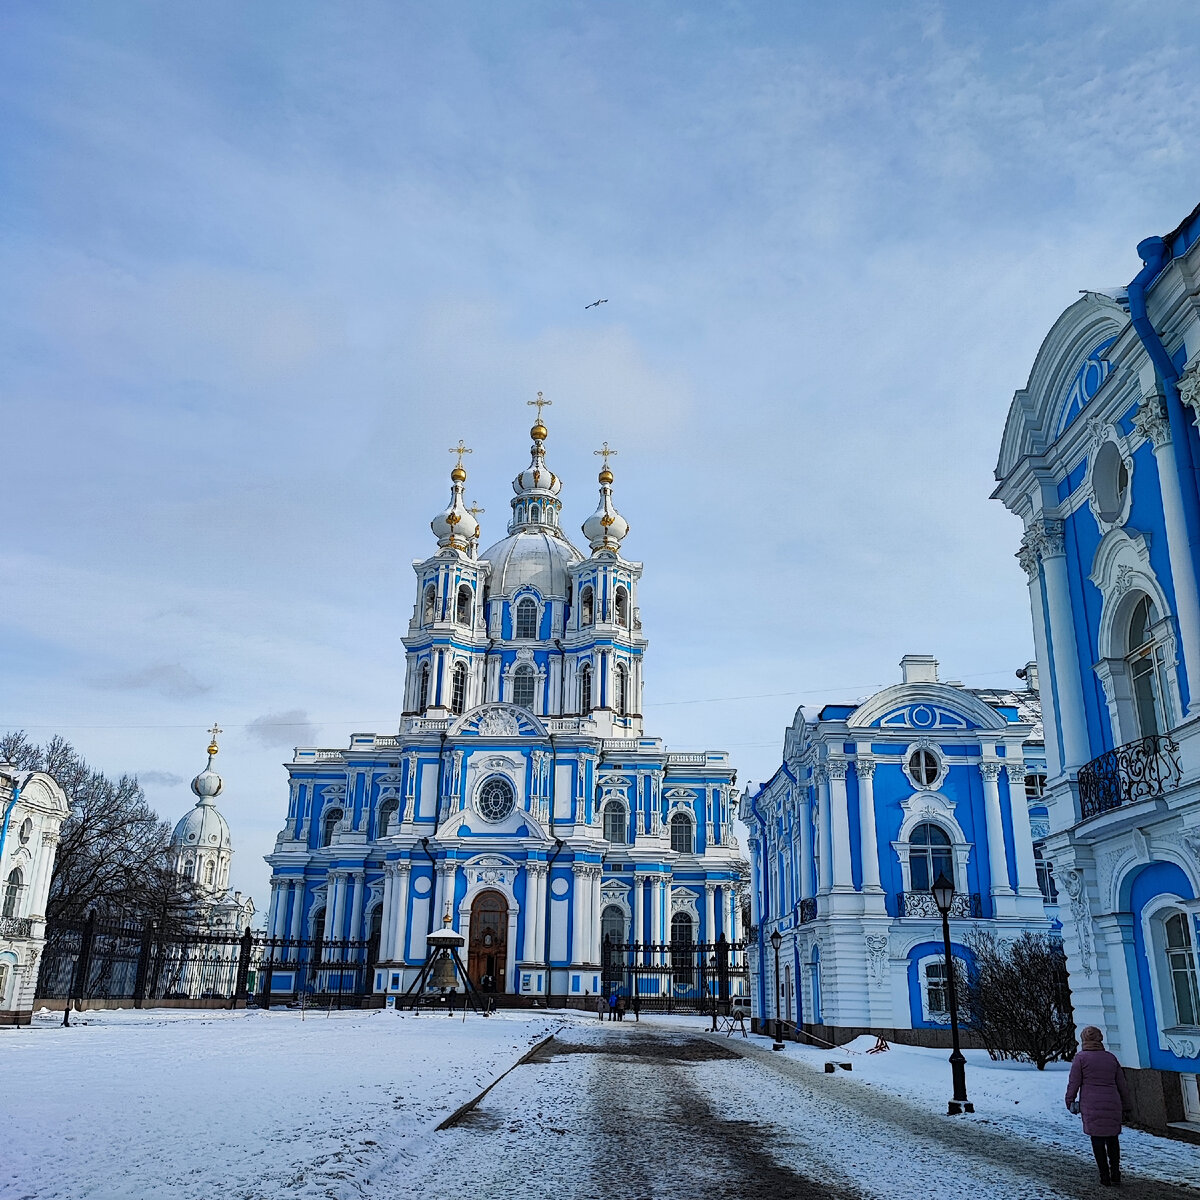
467, 890, 508, 994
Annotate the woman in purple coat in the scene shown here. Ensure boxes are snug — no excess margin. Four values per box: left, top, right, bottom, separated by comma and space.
1065, 1026, 1132, 1186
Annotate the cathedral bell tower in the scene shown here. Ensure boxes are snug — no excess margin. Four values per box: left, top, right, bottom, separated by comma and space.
401, 442, 490, 717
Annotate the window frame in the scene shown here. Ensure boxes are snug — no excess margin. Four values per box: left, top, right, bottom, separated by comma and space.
579, 663, 593, 715
603, 801, 628, 845
511, 663, 536, 711
2, 868, 22, 918
908, 821, 954, 893
514, 597, 539, 640
450, 662, 468, 715
613, 662, 628, 717
322, 808, 343, 848
669, 811, 694, 854
456, 584, 473, 625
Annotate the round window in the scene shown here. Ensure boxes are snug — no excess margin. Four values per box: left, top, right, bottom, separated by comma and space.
1092, 441, 1129, 524
477, 776, 516, 823
17, 819, 32, 845
908, 748, 940, 788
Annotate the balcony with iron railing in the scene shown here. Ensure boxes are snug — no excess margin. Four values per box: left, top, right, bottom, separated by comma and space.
1077, 734, 1182, 821
0, 915, 34, 939
895, 892, 982, 919
798, 898, 817, 924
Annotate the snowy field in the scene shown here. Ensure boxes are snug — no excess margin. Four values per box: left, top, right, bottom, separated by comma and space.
3, 1007, 1197, 1200
1, 1006, 561, 1200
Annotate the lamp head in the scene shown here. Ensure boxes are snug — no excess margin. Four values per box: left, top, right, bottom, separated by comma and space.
770, 929, 782, 951
931, 872, 956, 915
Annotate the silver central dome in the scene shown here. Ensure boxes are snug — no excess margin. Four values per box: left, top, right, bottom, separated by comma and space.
480, 529, 584, 598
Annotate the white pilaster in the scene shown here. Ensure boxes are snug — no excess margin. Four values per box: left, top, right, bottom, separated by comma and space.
827, 759, 853, 892
980, 761, 1015, 907
390, 865, 411, 961
633, 873, 644, 944
1017, 541, 1064, 779
289, 880, 304, 941
347, 872, 364, 942
379, 868, 395, 956
704, 882, 716, 942
572, 865, 587, 964
855, 756, 883, 895
816, 771, 832, 895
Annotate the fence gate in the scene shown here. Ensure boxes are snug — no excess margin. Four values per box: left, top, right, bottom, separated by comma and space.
601, 935, 749, 1013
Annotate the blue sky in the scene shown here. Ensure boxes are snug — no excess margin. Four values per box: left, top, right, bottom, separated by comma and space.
3, 1, 1199, 903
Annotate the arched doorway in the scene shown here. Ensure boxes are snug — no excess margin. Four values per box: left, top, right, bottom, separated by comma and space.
467, 890, 508, 993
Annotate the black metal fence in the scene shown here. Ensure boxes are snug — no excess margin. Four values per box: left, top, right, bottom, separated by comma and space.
35, 917, 374, 1010
601, 936, 749, 1013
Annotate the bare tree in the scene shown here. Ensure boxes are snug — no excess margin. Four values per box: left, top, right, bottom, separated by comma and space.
1, 731, 197, 927
962, 929, 1077, 1069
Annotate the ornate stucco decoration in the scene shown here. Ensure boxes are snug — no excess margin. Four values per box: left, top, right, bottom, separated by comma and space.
1060, 868, 1095, 976
865, 934, 889, 985
1133, 392, 1172, 448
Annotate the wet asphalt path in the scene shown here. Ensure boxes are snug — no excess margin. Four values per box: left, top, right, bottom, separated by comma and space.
406, 1024, 1200, 1200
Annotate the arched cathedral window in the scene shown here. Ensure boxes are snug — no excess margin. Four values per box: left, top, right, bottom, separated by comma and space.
377, 798, 399, 837
580, 586, 594, 626
1164, 910, 1200, 1026
515, 597, 538, 640
601, 904, 626, 947
2, 868, 22, 918
613, 663, 628, 717
423, 584, 437, 626
909, 822, 953, 892
456, 584, 473, 625
670, 811, 693, 853
205, 861, 216, 887
1127, 593, 1174, 736
419, 662, 431, 711
579, 664, 592, 715
450, 662, 468, 715
322, 808, 343, 849
603, 802, 627, 845
615, 585, 629, 627
512, 664, 536, 710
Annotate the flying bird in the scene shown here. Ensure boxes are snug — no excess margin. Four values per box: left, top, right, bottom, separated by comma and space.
584, 299, 608, 309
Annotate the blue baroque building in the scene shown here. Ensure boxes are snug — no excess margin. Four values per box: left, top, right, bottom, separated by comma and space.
995, 203, 1200, 1134
747, 655, 1057, 1041
264, 407, 746, 1004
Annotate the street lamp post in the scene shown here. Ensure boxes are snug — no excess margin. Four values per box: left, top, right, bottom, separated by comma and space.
931, 871, 973, 1115
770, 928, 784, 1051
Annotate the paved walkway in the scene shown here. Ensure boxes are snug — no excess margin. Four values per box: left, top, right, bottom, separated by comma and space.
406, 1024, 1200, 1200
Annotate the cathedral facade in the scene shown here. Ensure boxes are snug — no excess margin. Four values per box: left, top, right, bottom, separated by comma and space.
264, 406, 746, 1002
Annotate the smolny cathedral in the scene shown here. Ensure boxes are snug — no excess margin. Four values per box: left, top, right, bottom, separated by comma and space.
264, 401, 746, 1002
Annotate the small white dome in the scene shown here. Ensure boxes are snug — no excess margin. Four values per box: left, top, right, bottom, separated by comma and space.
191, 767, 223, 800
480, 529, 584, 598
582, 471, 630, 553
172, 800, 232, 851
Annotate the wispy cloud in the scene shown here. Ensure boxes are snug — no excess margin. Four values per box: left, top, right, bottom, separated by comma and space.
93, 664, 211, 700
246, 711, 319, 749
138, 770, 184, 788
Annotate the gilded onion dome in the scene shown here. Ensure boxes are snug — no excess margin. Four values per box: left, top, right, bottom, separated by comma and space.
582, 443, 629, 553
431, 441, 480, 553
509, 394, 565, 533
173, 727, 232, 852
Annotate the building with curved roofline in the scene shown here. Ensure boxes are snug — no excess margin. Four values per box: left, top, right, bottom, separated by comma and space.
265, 402, 747, 1006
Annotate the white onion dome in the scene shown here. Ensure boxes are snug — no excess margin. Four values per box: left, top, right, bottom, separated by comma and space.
431, 459, 480, 553
510, 410, 565, 534
173, 735, 232, 851
582, 461, 630, 553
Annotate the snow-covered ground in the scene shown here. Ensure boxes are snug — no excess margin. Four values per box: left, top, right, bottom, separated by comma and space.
1, 1005, 563, 1200
4, 1008, 1197, 1200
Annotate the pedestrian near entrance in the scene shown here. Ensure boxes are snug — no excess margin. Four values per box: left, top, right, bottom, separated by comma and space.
596, 995, 604, 1021
1065, 1026, 1132, 1187
608, 991, 618, 1021
616, 995, 626, 1021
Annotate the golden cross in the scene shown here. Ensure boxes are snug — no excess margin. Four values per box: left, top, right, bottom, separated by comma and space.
208, 722, 222, 743
449, 439, 473, 467
594, 441, 618, 467
206, 722, 222, 756
527, 392, 552, 421
467, 501, 486, 519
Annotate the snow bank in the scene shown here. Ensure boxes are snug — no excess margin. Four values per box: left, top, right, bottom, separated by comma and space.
1, 1006, 563, 1199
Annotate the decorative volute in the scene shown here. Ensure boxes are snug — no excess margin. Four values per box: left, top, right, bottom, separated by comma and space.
431, 440, 480, 553
509, 393, 564, 533
582, 442, 629, 553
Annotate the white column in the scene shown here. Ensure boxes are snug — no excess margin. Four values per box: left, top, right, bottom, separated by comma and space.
390, 866, 411, 961
266, 882, 282, 938
856, 757, 883, 894
633, 873, 644, 945
326, 872, 344, 943
1007, 765, 1043, 898
589, 866, 603, 964
827, 760, 854, 892
704, 883, 716, 943
523, 867, 542, 962
1031, 521, 1090, 769
730, 889, 741, 943
816, 772, 832, 894
535, 867, 548, 960
651, 877, 664, 946
289, 880, 304, 942
1140, 401, 1200, 715
347, 872, 364, 942
980, 761, 1015, 901
572, 865, 587, 964
749, 845, 762, 925
1017, 541, 1064, 780
440, 863, 456, 927
379, 868, 395, 957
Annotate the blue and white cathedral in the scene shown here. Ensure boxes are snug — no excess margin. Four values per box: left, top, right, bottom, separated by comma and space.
264, 402, 746, 1002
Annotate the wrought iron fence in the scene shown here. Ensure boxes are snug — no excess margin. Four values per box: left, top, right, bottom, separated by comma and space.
0, 915, 33, 938
896, 891, 982, 919
798, 898, 817, 924
1078, 734, 1182, 820
600, 936, 749, 1013
35, 917, 374, 1010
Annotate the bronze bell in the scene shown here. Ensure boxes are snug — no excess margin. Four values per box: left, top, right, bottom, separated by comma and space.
430, 952, 458, 989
